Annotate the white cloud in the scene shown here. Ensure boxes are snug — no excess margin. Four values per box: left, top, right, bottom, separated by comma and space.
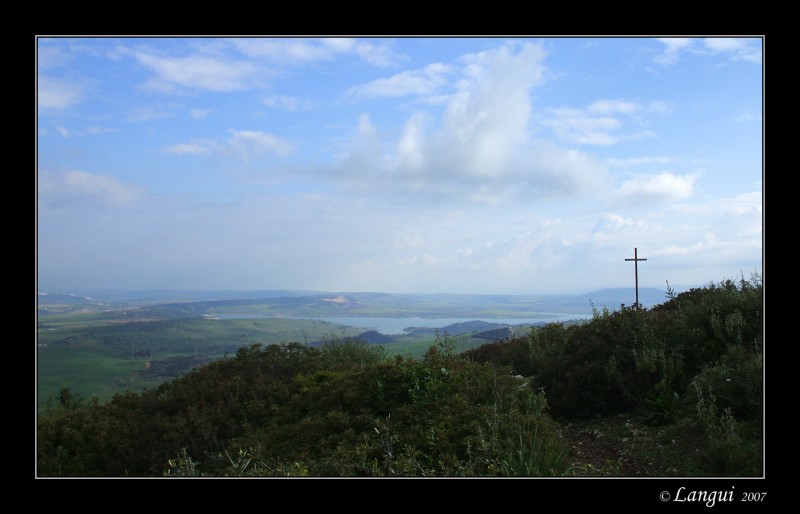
331, 43, 611, 204
53, 125, 115, 138
38, 76, 84, 111
134, 51, 259, 92
353, 40, 403, 67
435, 43, 546, 178
704, 38, 745, 52
588, 99, 641, 115
732, 110, 762, 123
546, 108, 623, 145
39, 170, 141, 206
164, 131, 294, 160
655, 37, 762, 65
227, 130, 294, 160
164, 142, 214, 155
348, 63, 452, 98
392, 111, 431, 171
525, 141, 609, 197
604, 156, 674, 168
735, 46, 763, 63
592, 213, 634, 233
233, 37, 404, 67
617, 171, 699, 204
545, 98, 661, 146
668, 191, 761, 218
654, 38, 694, 65
703, 37, 762, 63
262, 95, 313, 111
234, 38, 337, 62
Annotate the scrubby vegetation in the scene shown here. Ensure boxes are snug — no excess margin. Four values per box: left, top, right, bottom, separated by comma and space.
464, 276, 763, 475
37, 276, 762, 477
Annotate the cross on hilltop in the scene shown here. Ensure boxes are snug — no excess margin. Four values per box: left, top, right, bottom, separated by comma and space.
624, 247, 647, 308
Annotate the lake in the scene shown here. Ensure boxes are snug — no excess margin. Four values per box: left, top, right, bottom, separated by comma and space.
302, 315, 591, 334
315, 316, 593, 334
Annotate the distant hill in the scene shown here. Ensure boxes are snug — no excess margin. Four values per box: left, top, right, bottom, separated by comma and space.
572, 287, 668, 310
39, 287, 671, 320
37, 292, 124, 314
356, 330, 396, 344
37, 293, 94, 305
405, 320, 509, 337
473, 327, 513, 341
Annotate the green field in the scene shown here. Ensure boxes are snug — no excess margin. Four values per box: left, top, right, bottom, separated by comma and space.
37, 312, 544, 410
37, 315, 370, 410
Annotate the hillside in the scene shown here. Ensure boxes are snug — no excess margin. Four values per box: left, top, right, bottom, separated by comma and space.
37, 277, 762, 477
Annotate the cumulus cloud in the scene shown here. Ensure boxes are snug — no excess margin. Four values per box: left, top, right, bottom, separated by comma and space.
39, 170, 141, 206
133, 51, 259, 92
331, 43, 610, 204
617, 171, 699, 204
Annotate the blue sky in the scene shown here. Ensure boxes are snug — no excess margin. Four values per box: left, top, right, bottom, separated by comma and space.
37, 37, 763, 294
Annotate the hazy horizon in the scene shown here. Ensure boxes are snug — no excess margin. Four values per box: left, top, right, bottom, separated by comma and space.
37, 37, 763, 295
37, 284, 694, 300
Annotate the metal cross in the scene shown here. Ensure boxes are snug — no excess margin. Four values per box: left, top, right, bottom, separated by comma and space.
625, 247, 647, 308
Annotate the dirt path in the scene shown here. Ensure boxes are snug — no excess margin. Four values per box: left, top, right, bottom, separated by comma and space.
559, 415, 686, 476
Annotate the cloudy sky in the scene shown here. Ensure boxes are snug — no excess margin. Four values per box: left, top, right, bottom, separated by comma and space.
37, 37, 763, 294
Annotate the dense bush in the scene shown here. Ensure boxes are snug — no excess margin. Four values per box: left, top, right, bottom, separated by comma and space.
464, 276, 763, 475
38, 336, 568, 477
466, 276, 762, 421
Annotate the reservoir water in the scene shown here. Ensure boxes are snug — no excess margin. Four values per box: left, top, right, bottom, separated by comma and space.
214, 314, 593, 335
313, 315, 592, 334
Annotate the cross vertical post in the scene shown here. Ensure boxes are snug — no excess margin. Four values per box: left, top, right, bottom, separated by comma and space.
624, 247, 648, 308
